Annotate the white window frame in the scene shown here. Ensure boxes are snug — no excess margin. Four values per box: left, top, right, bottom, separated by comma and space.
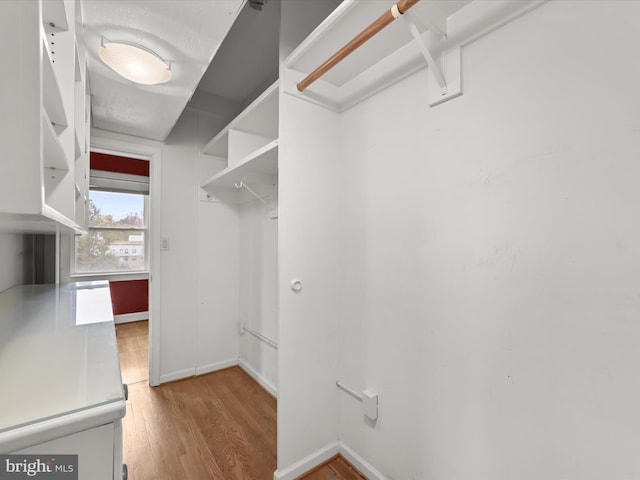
71, 175, 150, 276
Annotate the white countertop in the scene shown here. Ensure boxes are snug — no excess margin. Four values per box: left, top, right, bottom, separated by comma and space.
0, 281, 125, 442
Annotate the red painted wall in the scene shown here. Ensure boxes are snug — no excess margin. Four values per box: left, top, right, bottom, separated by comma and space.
109, 279, 148, 315
91, 152, 150, 177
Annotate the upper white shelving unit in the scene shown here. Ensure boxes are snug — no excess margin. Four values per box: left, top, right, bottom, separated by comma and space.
200, 81, 279, 198
283, 0, 547, 112
0, 0, 89, 233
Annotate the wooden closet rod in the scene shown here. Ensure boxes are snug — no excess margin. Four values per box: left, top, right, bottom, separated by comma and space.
296, 0, 421, 93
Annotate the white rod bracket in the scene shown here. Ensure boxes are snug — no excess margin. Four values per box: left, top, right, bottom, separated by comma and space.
402, 12, 463, 107
235, 180, 278, 218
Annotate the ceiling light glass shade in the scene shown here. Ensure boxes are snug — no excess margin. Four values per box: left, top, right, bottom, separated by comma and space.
99, 42, 171, 85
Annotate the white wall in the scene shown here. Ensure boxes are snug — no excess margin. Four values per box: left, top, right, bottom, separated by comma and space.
155, 112, 200, 380
238, 199, 278, 392
0, 233, 23, 292
195, 110, 242, 376
279, 1, 640, 478
197, 198, 240, 375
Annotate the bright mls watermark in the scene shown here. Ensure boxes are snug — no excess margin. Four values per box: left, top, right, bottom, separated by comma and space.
0, 455, 77, 479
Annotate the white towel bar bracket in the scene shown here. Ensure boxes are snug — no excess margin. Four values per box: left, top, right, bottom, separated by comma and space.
336, 381, 379, 421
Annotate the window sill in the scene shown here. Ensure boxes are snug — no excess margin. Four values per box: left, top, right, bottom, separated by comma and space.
70, 271, 149, 282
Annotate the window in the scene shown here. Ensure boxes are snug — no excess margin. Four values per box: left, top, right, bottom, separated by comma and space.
74, 190, 148, 274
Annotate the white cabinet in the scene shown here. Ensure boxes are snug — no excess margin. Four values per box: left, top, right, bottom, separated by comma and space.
13, 423, 123, 480
0, 282, 126, 480
0, 0, 89, 233
200, 81, 278, 205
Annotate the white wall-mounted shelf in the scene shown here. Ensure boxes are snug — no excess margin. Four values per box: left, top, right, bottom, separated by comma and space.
0, 0, 89, 234
202, 140, 278, 189
284, 0, 546, 112
203, 132, 228, 158
200, 81, 279, 201
202, 81, 279, 157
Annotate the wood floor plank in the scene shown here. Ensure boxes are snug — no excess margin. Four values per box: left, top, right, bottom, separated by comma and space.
116, 320, 149, 385
200, 370, 277, 459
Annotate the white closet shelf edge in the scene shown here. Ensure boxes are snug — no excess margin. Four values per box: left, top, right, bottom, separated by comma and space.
200, 140, 278, 189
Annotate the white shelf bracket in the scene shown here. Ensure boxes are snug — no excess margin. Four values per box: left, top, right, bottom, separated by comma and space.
402, 12, 463, 107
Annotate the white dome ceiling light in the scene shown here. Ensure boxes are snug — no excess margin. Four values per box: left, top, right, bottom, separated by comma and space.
99, 42, 171, 85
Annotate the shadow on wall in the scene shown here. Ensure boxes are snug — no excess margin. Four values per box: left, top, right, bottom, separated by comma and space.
23, 234, 56, 285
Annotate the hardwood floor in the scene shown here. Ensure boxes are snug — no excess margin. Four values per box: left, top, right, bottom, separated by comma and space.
116, 323, 277, 479
297, 455, 367, 480
116, 320, 149, 384
116, 321, 362, 479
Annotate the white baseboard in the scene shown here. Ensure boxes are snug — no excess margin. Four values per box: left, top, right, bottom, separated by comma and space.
238, 358, 278, 398
273, 442, 340, 480
159, 368, 195, 384
273, 441, 388, 480
196, 359, 238, 376
114, 311, 148, 324
340, 442, 389, 480
159, 359, 240, 384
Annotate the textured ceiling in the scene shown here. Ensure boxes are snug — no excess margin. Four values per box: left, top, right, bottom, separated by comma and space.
81, 0, 244, 141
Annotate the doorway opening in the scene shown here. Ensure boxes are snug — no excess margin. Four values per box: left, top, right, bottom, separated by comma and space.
82, 139, 162, 386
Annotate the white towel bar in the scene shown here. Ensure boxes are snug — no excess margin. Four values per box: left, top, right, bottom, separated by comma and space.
241, 325, 278, 350
336, 380, 363, 401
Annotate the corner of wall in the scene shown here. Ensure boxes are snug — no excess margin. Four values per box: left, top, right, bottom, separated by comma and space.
272, 441, 388, 480
238, 358, 278, 398
273, 442, 340, 480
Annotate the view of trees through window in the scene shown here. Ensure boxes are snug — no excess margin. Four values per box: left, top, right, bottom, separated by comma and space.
74, 191, 147, 273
